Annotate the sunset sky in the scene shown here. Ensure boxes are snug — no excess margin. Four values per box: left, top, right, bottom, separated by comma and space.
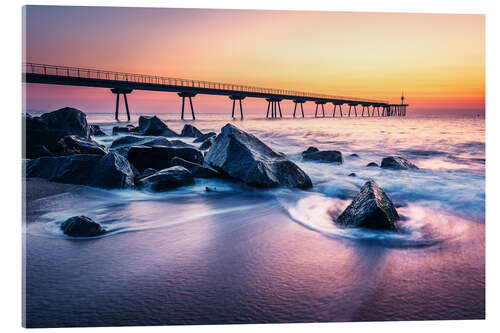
23, 6, 485, 116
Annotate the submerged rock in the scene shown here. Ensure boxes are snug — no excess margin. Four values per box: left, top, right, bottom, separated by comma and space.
366, 162, 379, 167
138, 166, 194, 192
348, 173, 357, 177
169, 140, 197, 148
193, 132, 216, 143
205, 124, 312, 189
26, 151, 135, 189
170, 157, 218, 178
127, 145, 203, 172
334, 180, 399, 231
199, 137, 214, 150
303, 150, 343, 163
349, 153, 359, 158
380, 156, 419, 170
112, 126, 138, 134
137, 116, 178, 137
110, 135, 172, 149
61, 215, 105, 237
180, 124, 203, 138
89, 124, 106, 136
55, 135, 107, 155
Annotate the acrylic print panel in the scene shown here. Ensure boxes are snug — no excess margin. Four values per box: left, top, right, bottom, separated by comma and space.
22, 5, 485, 328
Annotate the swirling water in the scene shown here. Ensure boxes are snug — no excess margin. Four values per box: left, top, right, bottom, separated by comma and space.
24, 113, 485, 327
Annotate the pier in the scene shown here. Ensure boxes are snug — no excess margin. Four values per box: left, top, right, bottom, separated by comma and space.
23, 63, 408, 121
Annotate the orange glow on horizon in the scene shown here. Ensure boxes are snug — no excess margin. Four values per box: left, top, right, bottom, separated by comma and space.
24, 7, 485, 115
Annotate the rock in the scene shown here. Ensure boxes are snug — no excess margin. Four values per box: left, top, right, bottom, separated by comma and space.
380, 156, 419, 170
137, 116, 178, 137
110, 136, 172, 149
60, 215, 105, 237
348, 173, 357, 177
112, 126, 138, 134
127, 145, 204, 172
199, 137, 214, 150
334, 180, 399, 231
89, 124, 106, 136
301, 146, 319, 156
349, 153, 359, 158
169, 140, 197, 148
193, 132, 216, 143
25, 107, 91, 158
26, 151, 135, 189
180, 124, 203, 138
28, 145, 54, 159
303, 150, 344, 163
143, 137, 172, 147
39, 107, 90, 138
140, 168, 157, 178
205, 124, 312, 189
110, 135, 146, 148
170, 157, 218, 178
55, 135, 107, 155
366, 162, 379, 167
138, 166, 194, 192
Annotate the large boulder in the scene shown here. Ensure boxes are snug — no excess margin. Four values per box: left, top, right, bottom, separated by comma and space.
127, 145, 203, 172
137, 116, 178, 137
39, 107, 90, 138
26, 151, 135, 189
205, 124, 312, 189
138, 166, 195, 192
193, 132, 216, 143
180, 124, 203, 138
334, 180, 399, 231
55, 135, 107, 155
380, 156, 419, 170
170, 157, 218, 178
25, 107, 91, 158
61, 216, 105, 237
302, 150, 343, 163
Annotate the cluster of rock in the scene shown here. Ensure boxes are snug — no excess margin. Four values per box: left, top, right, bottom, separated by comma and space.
25, 107, 416, 236
25, 108, 313, 193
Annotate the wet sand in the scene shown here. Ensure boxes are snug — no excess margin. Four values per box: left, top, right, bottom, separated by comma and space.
24, 178, 484, 327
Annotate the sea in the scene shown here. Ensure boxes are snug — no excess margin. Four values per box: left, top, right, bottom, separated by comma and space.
24, 112, 485, 327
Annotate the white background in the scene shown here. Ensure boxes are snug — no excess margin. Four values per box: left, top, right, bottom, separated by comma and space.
1, 0, 498, 332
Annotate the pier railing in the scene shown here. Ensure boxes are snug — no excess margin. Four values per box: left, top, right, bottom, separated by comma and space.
23, 63, 387, 104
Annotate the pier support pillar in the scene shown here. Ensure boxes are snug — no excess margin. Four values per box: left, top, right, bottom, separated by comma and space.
332, 103, 343, 118
111, 88, 133, 122
348, 103, 358, 117
293, 99, 306, 118
178, 92, 197, 120
229, 95, 246, 120
266, 98, 283, 119
314, 101, 326, 118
